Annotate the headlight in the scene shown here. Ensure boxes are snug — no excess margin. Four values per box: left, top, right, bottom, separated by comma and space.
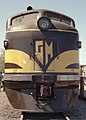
37, 17, 51, 30
4, 40, 9, 50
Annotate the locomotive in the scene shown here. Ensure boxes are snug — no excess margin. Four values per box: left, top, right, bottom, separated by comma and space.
3, 6, 81, 116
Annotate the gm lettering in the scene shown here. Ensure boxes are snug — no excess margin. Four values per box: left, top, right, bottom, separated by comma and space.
35, 40, 58, 66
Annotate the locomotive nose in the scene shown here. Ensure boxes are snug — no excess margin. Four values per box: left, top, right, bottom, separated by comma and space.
37, 17, 52, 30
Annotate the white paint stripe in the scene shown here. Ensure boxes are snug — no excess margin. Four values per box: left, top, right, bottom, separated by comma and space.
57, 75, 80, 81
4, 74, 80, 81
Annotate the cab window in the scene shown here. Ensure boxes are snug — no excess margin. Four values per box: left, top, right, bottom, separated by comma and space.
11, 12, 38, 26
45, 12, 75, 27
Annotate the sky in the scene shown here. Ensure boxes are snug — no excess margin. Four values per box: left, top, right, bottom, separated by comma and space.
0, 0, 86, 65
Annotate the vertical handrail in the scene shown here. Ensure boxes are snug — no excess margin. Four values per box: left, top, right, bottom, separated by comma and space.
80, 76, 84, 98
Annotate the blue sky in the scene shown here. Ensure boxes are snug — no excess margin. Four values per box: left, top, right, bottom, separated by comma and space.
0, 0, 86, 65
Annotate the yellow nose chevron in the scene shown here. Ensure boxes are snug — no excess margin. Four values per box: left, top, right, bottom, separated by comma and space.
5, 49, 79, 73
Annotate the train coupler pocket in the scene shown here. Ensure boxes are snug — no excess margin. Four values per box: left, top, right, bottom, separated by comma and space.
36, 82, 54, 100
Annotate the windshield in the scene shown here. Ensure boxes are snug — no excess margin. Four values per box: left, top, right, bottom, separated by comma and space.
45, 12, 75, 27
10, 12, 38, 26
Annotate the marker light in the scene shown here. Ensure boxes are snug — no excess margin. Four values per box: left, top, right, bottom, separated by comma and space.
37, 17, 51, 30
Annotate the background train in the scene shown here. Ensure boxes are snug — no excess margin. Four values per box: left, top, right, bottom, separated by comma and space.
3, 6, 81, 114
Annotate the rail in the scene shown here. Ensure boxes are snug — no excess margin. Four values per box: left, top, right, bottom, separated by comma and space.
21, 112, 71, 120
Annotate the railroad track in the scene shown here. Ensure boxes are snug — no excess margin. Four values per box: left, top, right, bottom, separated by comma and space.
21, 112, 71, 120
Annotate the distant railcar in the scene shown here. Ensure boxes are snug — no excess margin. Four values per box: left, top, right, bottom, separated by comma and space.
3, 7, 81, 115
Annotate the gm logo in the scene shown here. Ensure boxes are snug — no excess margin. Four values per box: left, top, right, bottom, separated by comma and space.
34, 39, 59, 71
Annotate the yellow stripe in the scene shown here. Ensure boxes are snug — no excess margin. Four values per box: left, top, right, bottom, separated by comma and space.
5, 49, 42, 73
6, 29, 78, 33
5, 49, 79, 73
47, 50, 79, 73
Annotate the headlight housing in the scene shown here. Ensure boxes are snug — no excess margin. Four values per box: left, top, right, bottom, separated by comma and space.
37, 17, 51, 30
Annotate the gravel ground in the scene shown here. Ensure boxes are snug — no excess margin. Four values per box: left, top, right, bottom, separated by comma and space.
0, 91, 86, 120
70, 97, 86, 120
0, 91, 21, 120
